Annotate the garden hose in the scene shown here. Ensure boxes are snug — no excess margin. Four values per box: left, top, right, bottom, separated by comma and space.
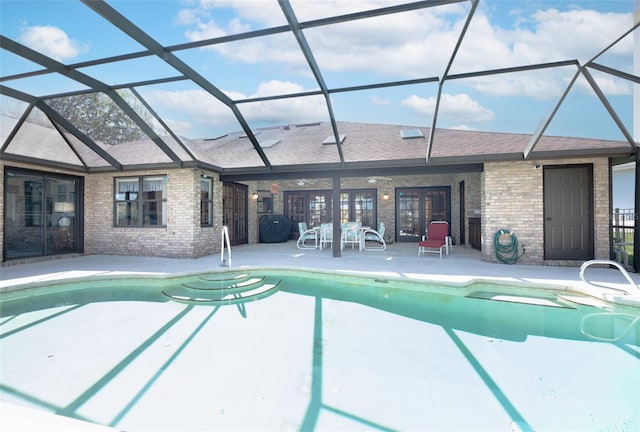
494, 229, 525, 264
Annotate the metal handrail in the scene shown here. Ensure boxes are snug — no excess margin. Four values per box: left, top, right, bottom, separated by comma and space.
220, 225, 232, 267
579, 260, 640, 296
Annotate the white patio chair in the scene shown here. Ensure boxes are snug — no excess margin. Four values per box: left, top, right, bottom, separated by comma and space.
363, 222, 386, 251
341, 222, 361, 250
296, 222, 318, 249
319, 223, 333, 250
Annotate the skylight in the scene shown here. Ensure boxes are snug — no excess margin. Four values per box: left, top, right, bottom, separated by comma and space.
203, 134, 228, 141
323, 134, 346, 145
400, 129, 424, 139
240, 131, 261, 139
259, 139, 281, 148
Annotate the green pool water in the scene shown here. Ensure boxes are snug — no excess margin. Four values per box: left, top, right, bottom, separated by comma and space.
1, 270, 639, 431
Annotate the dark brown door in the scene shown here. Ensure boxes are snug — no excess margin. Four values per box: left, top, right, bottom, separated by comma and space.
396, 187, 450, 242
223, 183, 248, 246
544, 165, 593, 260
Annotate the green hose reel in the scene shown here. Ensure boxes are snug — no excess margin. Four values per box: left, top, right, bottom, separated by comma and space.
494, 229, 526, 264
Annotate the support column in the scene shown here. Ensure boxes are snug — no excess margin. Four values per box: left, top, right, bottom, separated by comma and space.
635, 150, 639, 272
332, 175, 342, 257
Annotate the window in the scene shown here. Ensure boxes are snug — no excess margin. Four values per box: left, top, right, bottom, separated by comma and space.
256, 190, 273, 214
115, 175, 167, 226
201, 176, 213, 226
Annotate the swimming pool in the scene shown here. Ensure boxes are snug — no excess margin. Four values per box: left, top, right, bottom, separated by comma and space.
1, 269, 639, 431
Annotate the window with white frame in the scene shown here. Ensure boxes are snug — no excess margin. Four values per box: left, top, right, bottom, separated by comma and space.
201, 176, 213, 226
115, 175, 167, 226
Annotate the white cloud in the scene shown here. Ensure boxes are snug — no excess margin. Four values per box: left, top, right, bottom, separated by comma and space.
145, 88, 235, 128
449, 124, 476, 131
451, 7, 633, 98
252, 79, 306, 96
142, 80, 326, 138
164, 119, 193, 137
524, 8, 632, 62
179, 0, 281, 42
198, 0, 285, 27
572, 71, 633, 96
467, 69, 570, 99
401, 93, 494, 123
230, 80, 327, 123
175, 2, 634, 101
18, 25, 88, 62
177, 1, 468, 76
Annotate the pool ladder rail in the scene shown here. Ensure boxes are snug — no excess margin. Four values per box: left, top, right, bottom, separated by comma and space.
221, 225, 232, 267
579, 260, 640, 307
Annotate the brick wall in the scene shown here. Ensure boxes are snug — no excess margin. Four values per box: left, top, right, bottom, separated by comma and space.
85, 168, 221, 258
482, 158, 611, 265
0, 158, 615, 263
256, 172, 483, 245
0, 163, 3, 263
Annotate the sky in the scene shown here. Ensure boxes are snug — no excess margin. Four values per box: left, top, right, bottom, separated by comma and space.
0, 0, 638, 142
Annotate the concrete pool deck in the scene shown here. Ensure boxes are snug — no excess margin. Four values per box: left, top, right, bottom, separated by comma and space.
1, 241, 639, 293
2, 241, 639, 432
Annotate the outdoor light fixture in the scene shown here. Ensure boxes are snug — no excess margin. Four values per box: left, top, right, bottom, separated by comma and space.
54, 202, 74, 227
252, 192, 259, 200
383, 193, 389, 200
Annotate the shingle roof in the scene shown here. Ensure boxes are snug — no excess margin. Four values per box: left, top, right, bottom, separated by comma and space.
2, 116, 632, 173
195, 121, 632, 170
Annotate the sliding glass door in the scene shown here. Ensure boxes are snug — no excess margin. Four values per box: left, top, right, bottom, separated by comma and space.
4, 168, 82, 260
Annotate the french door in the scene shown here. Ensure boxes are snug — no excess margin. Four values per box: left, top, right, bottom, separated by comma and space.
285, 191, 332, 232
396, 187, 450, 242
285, 189, 376, 233
222, 183, 248, 246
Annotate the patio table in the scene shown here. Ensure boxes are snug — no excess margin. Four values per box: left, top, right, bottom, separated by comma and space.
313, 226, 333, 250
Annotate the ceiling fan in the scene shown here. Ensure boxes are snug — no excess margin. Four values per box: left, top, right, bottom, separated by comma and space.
367, 176, 392, 183
296, 179, 319, 186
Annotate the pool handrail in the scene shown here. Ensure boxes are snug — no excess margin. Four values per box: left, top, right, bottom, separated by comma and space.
221, 225, 232, 267
579, 260, 640, 297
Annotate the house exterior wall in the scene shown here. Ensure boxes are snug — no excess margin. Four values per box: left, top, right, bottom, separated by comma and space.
482, 157, 611, 265
0, 163, 4, 263
0, 157, 614, 265
255, 172, 482, 247
84, 168, 222, 258
0, 163, 224, 262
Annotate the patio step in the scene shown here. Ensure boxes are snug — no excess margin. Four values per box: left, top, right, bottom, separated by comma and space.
162, 275, 280, 305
